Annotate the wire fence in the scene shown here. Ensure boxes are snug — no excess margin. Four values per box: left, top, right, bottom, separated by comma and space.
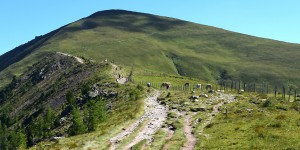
132, 79, 299, 101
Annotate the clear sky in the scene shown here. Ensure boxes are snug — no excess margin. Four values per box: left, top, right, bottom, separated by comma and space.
1, 0, 300, 55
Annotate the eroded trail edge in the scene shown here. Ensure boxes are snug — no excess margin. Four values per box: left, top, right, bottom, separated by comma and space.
110, 90, 168, 150
181, 113, 197, 150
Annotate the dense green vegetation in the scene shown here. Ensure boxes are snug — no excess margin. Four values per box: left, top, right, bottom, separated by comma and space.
0, 123, 26, 150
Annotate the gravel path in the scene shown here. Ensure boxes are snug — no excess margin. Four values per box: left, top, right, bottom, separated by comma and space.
110, 90, 168, 150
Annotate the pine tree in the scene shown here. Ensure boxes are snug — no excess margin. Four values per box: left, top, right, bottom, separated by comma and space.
66, 91, 76, 106
86, 101, 97, 131
85, 97, 107, 131
43, 107, 56, 137
69, 108, 87, 135
0, 122, 9, 150
8, 130, 27, 149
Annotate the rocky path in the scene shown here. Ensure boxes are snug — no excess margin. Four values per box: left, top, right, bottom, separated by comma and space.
57, 52, 84, 64
110, 90, 168, 150
111, 64, 127, 84
181, 113, 197, 150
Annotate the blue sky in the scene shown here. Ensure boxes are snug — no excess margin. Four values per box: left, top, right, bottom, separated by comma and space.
1, 0, 300, 55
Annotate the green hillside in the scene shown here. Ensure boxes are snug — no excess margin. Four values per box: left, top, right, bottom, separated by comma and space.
2, 10, 300, 149
1, 9, 300, 88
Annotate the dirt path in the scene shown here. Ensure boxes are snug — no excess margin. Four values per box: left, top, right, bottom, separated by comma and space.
181, 113, 197, 150
57, 52, 84, 64
111, 64, 127, 84
162, 129, 174, 150
110, 90, 168, 150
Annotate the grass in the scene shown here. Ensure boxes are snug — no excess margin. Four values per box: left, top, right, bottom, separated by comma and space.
27, 73, 300, 149
1, 10, 300, 89
164, 118, 186, 150
149, 129, 169, 150
1, 9, 300, 147
196, 93, 300, 149
30, 95, 146, 150
131, 140, 147, 150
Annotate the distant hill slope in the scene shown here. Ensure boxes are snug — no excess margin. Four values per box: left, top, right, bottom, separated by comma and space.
1, 9, 300, 88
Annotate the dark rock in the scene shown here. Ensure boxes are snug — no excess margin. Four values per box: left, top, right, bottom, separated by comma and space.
190, 107, 206, 112
276, 106, 287, 111
190, 95, 199, 99
199, 94, 208, 98
169, 124, 176, 131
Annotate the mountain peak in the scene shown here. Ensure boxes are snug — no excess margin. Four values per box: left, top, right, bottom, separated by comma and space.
87, 9, 141, 18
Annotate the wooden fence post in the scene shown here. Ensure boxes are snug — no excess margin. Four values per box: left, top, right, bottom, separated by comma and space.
282, 86, 284, 100
261, 82, 264, 94
235, 81, 237, 91
225, 106, 228, 118
288, 88, 291, 102
283, 86, 286, 100
295, 90, 297, 101
275, 85, 277, 97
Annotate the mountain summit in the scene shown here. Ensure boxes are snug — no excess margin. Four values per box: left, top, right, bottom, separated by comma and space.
1, 9, 300, 88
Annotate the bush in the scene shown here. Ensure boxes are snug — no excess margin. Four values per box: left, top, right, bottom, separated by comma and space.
136, 84, 144, 91
166, 92, 171, 98
205, 123, 215, 128
291, 102, 300, 112
267, 121, 282, 128
167, 111, 177, 118
275, 114, 287, 120
262, 100, 271, 107
296, 119, 300, 127
258, 94, 268, 99
276, 105, 288, 111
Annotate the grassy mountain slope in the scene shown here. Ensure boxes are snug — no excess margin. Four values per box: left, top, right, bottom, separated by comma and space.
1, 10, 300, 89
0, 53, 145, 148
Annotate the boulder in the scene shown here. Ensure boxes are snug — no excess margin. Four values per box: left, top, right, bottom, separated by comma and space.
190, 95, 199, 99
195, 118, 202, 124
171, 106, 177, 109
239, 89, 244, 94
50, 136, 65, 141
208, 90, 214, 94
88, 90, 98, 98
190, 106, 206, 112
199, 94, 209, 98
